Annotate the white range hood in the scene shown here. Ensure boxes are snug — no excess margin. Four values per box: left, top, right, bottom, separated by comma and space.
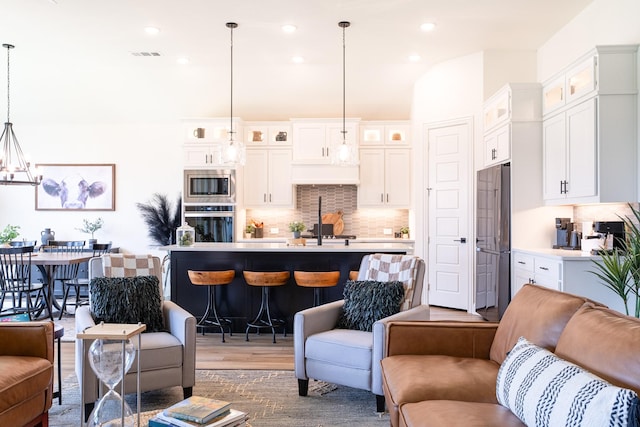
291, 164, 359, 185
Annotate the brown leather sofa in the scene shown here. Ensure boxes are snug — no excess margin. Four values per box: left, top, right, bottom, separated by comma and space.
381, 284, 640, 427
0, 321, 54, 427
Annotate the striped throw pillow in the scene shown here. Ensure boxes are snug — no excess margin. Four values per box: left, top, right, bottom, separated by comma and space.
496, 337, 640, 427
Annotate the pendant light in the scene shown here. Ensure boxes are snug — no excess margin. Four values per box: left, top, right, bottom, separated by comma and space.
331, 21, 357, 166
0, 43, 42, 185
223, 22, 245, 166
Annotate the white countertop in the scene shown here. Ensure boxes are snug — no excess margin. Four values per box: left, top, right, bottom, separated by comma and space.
513, 247, 602, 261
162, 241, 414, 253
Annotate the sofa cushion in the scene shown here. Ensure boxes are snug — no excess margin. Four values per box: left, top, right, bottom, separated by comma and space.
127, 332, 183, 372
555, 303, 640, 396
89, 275, 165, 332
497, 337, 640, 427
399, 401, 525, 427
382, 355, 500, 427
489, 284, 590, 364
337, 280, 404, 331
0, 356, 52, 415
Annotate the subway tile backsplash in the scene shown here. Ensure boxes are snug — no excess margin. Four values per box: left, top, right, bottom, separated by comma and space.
246, 185, 409, 238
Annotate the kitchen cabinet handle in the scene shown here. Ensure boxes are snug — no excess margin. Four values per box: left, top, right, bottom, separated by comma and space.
491, 148, 497, 160
381, 194, 384, 202
517, 261, 526, 265
386, 194, 389, 203
326, 147, 329, 157
269, 194, 272, 202
263, 194, 267, 202
321, 147, 325, 157
538, 266, 549, 271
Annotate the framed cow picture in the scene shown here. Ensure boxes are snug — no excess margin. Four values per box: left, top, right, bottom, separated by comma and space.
35, 163, 116, 211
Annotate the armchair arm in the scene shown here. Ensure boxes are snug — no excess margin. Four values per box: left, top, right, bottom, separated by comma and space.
0, 321, 54, 362
294, 300, 344, 380
163, 300, 196, 389
385, 320, 499, 359
371, 305, 430, 396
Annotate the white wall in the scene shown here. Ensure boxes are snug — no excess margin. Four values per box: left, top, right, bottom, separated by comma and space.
0, 122, 183, 256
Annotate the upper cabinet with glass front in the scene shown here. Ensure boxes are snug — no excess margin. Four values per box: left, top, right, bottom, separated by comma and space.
244, 121, 292, 146
542, 45, 637, 116
359, 121, 410, 146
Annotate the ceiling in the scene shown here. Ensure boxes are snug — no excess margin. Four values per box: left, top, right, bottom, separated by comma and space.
1, 0, 593, 124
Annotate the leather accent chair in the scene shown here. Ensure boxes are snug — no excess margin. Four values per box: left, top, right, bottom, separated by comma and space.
294, 254, 427, 412
75, 255, 196, 420
0, 321, 53, 427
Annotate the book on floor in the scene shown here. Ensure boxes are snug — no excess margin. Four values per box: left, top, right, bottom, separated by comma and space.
162, 396, 232, 424
151, 408, 247, 427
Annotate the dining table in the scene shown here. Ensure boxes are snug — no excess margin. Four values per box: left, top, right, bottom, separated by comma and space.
30, 251, 94, 319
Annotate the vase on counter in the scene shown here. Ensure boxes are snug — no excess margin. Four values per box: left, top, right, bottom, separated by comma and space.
41, 228, 55, 246
292, 231, 301, 239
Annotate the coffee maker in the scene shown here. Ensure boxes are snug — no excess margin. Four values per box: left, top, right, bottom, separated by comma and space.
553, 217, 573, 249
593, 221, 625, 251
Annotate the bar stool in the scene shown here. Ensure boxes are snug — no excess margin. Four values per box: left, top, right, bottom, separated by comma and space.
294, 271, 340, 307
243, 271, 290, 343
188, 270, 235, 343
349, 270, 359, 281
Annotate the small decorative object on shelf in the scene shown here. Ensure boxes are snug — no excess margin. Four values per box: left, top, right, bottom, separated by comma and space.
289, 221, 306, 238
40, 227, 55, 246
0, 224, 20, 246
176, 223, 195, 246
251, 219, 264, 239
400, 226, 409, 239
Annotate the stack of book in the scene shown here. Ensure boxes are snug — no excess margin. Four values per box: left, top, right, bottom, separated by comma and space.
149, 396, 248, 427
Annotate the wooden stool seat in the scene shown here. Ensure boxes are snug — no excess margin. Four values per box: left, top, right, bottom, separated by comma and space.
188, 270, 235, 342
349, 270, 359, 281
243, 271, 290, 343
294, 271, 340, 306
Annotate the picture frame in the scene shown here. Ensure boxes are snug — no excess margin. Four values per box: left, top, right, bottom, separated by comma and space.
35, 163, 116, 211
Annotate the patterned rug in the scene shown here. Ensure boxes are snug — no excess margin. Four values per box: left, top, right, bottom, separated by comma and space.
49, 370, 390, 426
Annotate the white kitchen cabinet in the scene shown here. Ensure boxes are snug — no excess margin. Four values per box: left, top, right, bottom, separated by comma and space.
183, 143, 224, 167
541, 45, 638, 205
243, 149, 293, 208
512, 249, 631, 314
244, 121, 291, 146
358, 148, 411, 208
360, 121, 410, 146
291, 119, 358, 164
542, 98, 597, 202
481, 83, 541, 169
512, 251, 562, 295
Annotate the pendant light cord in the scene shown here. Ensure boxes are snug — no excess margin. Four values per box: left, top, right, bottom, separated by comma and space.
4, 44, 11, 123
227, 23, 237, 143
339, 22, 350, 142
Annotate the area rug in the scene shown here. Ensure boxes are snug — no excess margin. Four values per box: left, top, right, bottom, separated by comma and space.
49, 370, 389, 426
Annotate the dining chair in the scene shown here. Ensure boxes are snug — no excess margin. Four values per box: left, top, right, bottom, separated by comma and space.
58, 242, 111, 319
0, 245, 51, 320
44, 240, 85, 317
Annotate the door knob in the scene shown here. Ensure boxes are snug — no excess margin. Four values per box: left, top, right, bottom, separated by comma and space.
454, 237, 467, 243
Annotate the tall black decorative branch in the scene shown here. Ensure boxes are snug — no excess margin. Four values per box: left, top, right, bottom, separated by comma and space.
136, 193, 182, 246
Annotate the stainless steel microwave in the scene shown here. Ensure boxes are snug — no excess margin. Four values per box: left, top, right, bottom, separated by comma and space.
183, 169, 236, 204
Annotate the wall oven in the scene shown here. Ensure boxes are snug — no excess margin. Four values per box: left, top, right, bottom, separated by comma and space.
183, 169, 236, 204
183, 205, 235, 242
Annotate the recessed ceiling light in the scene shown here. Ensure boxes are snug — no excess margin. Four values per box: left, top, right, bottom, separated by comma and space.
420, 22, 436, 32
177, 57, 189, 65
409, 54, 421, 62
145, 26, 161, 35
292, 56, 304, 64
282, 24, 297, 33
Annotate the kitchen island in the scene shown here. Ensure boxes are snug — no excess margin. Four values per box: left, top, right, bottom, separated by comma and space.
162, 241, 413, 334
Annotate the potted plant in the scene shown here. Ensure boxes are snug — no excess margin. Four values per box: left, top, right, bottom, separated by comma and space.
0, 224, 20, 246
136, 193, 182, 246
245, 224, 255, 239
590, 203, 640, 317
400, 226, 410, 239
289, 221, 306, 238
77, 217, 104, 246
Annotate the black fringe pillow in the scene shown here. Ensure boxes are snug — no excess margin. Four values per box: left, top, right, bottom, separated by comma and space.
89, 275, 165, 332
337, 280, 405, 332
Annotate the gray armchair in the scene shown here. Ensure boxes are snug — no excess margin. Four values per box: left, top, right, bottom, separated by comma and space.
294, 254, 428, 412
75, 255, 196, 419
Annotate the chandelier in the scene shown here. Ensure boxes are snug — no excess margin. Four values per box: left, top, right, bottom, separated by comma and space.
331, 21, 357, 166
0, 43, 41, 185
223, 22, 246, 166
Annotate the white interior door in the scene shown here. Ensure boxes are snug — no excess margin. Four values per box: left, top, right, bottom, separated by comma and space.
427, 121, 471, 310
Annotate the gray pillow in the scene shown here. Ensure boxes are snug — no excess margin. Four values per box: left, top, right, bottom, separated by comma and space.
89, 276, 164, 332
337, 280, 405, 332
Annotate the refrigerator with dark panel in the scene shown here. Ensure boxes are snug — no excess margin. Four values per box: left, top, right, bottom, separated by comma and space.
475, 163, 511, 321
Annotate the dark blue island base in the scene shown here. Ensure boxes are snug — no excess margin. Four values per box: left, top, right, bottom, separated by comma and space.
168, 247, 409, 335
